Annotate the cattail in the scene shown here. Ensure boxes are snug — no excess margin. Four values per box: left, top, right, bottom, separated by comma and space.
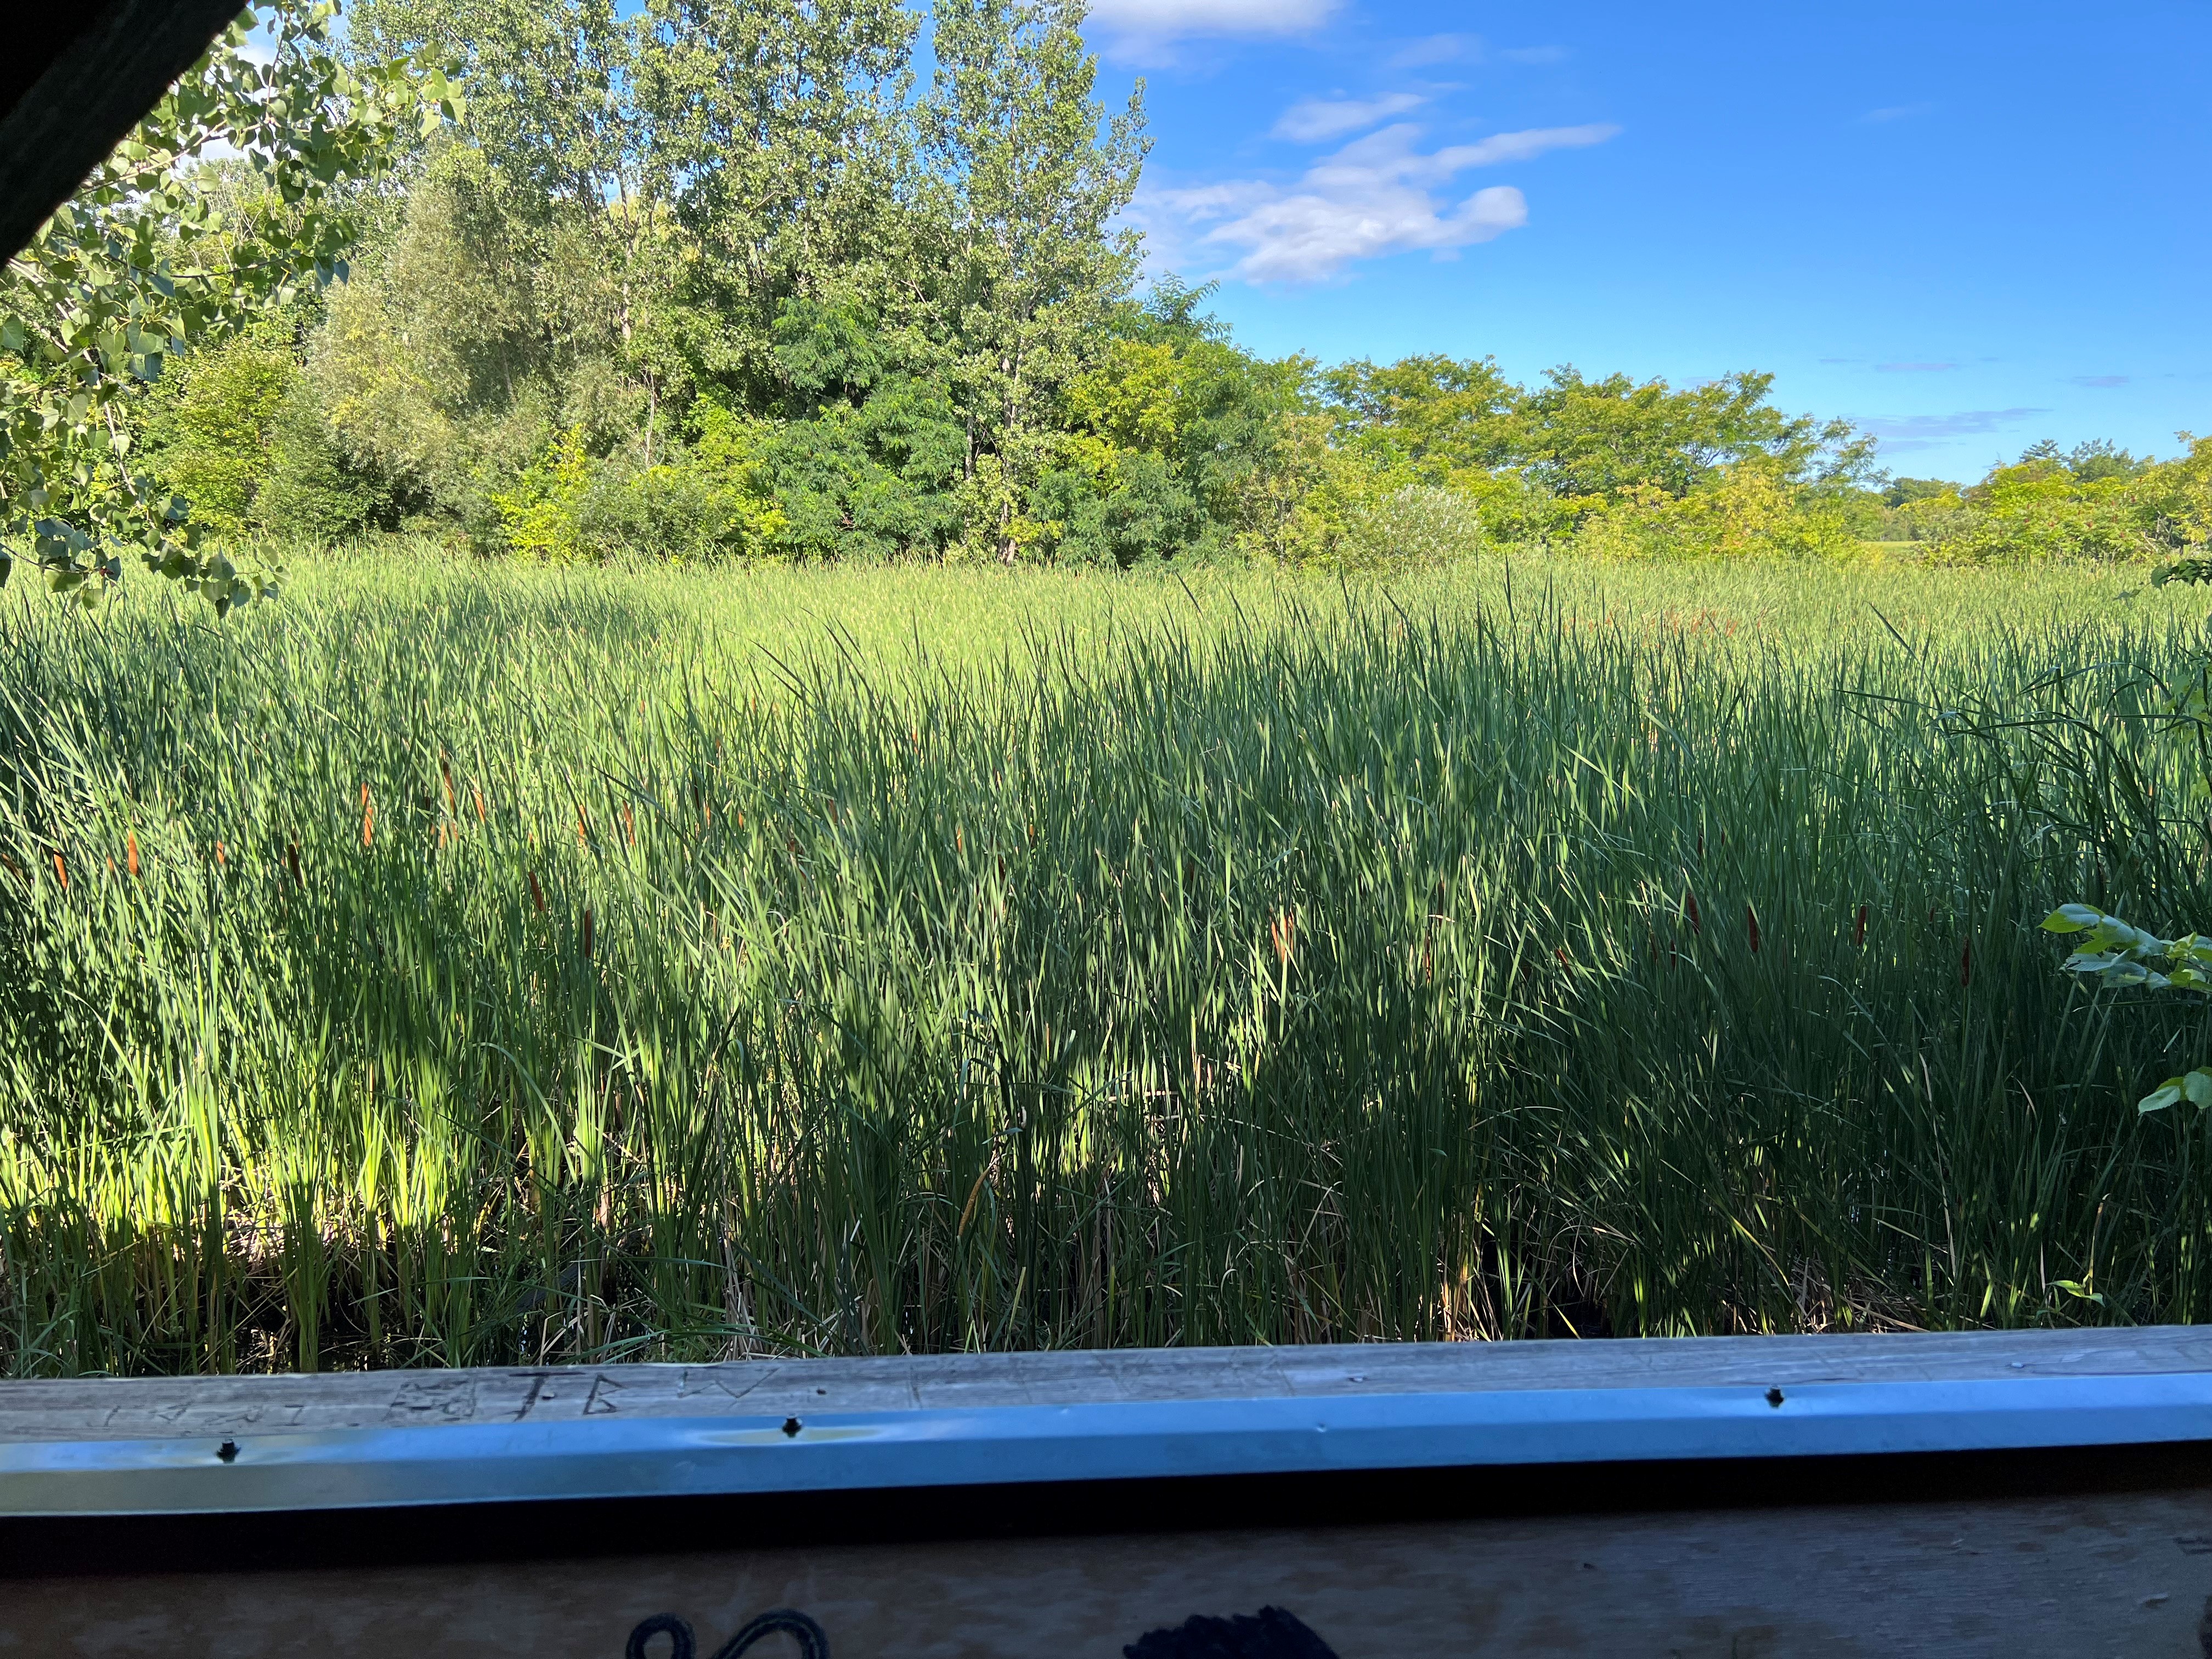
441, 757, 455, 816
361, 784, 374, 848
216, 840, 225, 868
1685, 890, 1701, 933
576, 803, 590, 844
1960, 939, 1972, 986
1554, 945, 1570, 968
126, 832, 139, 877
581, 907, 594, 958
528, 870, 545, 913
288, 843, 300, 885
51, 851, 66, 889
1273, 907, 1297, 964
473, 783, 486, 822
1854, 903, 1867, 947
1746, 904, 1760, 953
622, 804, 635, 846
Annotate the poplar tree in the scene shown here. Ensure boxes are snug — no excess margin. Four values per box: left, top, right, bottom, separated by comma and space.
918, 0, 1147, 561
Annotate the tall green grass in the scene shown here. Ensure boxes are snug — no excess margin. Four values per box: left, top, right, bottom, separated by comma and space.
5, 549, 2212, 1375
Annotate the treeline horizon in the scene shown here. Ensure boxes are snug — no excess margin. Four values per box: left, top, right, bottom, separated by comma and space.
125, 0, 2212, 572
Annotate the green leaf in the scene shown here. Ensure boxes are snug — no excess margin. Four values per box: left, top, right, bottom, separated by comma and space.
2042, 904, 2105, 934
2141, 1081, 2185, 1114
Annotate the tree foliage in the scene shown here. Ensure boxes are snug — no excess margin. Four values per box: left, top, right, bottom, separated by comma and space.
0, 3, 458, 610
28, 0, 2200, 582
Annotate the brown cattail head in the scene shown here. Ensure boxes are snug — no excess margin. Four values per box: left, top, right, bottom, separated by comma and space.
1746, 904, 1760, 953
1685, 890, 1702, 933
216, 840, 225, 868
473, 783, 486, 822
1273, 907, 1298, 964
441, 756, 455, 815
361, 784, 374, 848
582, 907, 594, 958
51, 851, 66, 889
576, 803, 589, 845
622, 804, 635, 846
528, 870, 545, 913
1854, 902, 1867, 948
126, 832, 139, 878
1960, 939, 1972, 986
288, 842, 300, 886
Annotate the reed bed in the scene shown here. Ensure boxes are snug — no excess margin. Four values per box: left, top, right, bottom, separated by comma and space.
4, 549, 2211, 1375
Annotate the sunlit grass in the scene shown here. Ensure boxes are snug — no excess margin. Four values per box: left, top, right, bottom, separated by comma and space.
5, 545, 2211, 1374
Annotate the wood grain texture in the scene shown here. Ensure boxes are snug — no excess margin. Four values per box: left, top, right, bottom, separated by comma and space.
5, 1326, 2211, 1443
6, 1487, 2212, 1656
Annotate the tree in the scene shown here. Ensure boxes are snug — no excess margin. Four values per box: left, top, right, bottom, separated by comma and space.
1320, 354, 1521, 479
635, 0, 917, 408
917, 0, 1148, 561
0, 2, 458, 610
1035, 281, 1308, 564
1511, 368, 1872, 502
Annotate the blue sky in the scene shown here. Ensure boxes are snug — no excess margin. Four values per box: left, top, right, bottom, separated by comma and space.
1087, 0, 2212, 482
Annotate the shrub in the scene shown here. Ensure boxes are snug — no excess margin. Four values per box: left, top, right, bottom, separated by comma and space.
1576, 463, 1859, 561
261, 386, 417, 541
1338, 484, 1487, 568
1033, 450, 1206, 567
486, 416, 795, 564
138, 326, 297, 538
1921, 461, 2166, 565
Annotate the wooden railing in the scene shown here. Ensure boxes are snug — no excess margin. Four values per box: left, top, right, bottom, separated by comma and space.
5, 1327, 2211, 1655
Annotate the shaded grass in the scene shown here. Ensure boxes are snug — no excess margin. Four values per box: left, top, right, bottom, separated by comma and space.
5, 547, 2212, 1374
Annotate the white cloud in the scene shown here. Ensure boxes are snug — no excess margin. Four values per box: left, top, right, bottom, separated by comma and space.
1140, 122, 1618, 283
1086, 0, 1337, 48
1389, 33, 1481, 67
1853, 408, 2046, 448
1273, 93, 1426, 143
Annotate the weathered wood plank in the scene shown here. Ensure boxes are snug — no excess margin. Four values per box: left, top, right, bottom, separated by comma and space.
6, 1327, 2210, 1442
8, 1487, 2212, 1656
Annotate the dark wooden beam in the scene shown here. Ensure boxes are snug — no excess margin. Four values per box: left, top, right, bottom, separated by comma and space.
0, 0, 247, 264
